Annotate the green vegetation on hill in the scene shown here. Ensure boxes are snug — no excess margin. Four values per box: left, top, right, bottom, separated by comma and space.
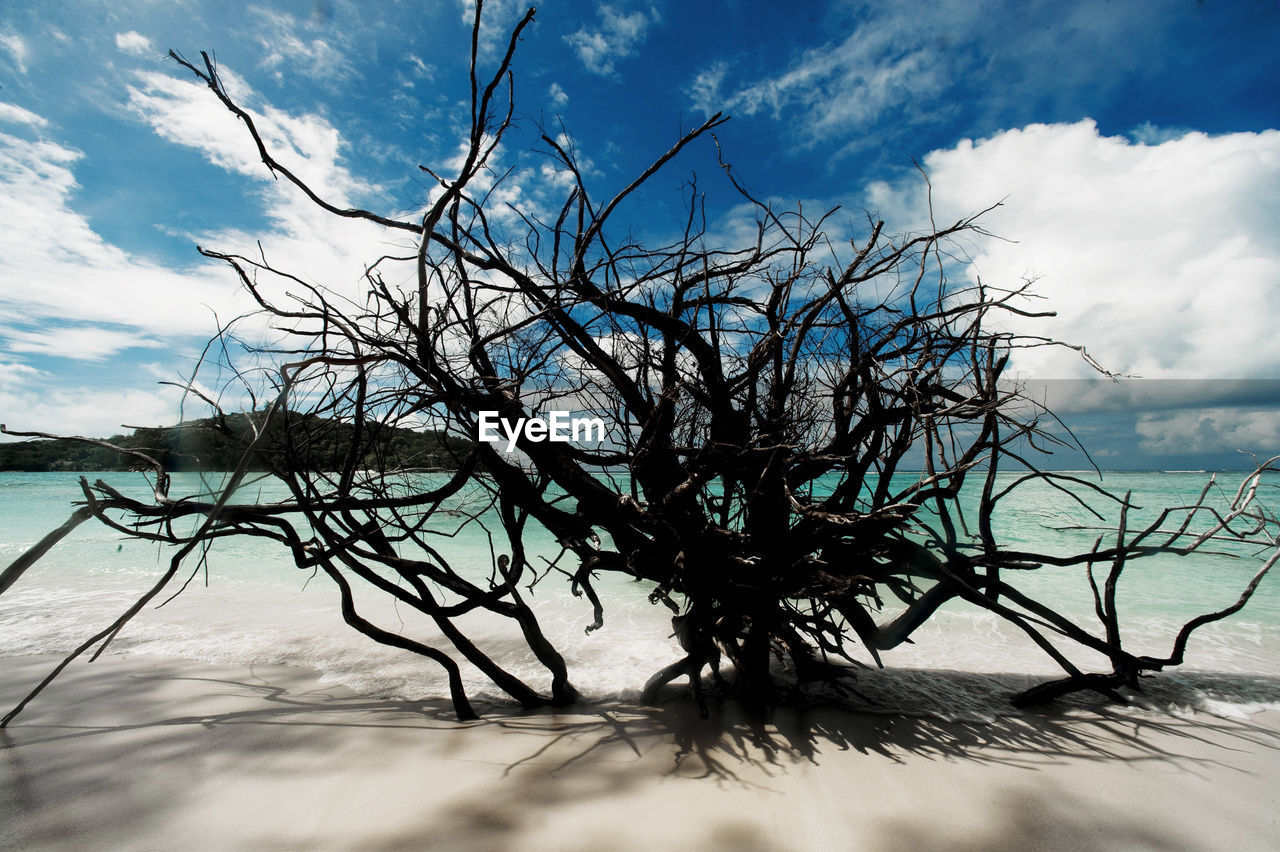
0, 412, 473, 473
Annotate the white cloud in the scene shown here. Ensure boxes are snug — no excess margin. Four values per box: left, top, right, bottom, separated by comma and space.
0, 361, 215, 439
0, 384, 187, 437
115, 31, 154, 57
250, 9, 359, 87
686, 63, 726, 115
1023, 379, 1280, 416
0, 102, 47, 128
122, 66, 419, 335
455, 0, 531, 55
548, 82, 569, 108
866, 121, 1280, 380
686, 0, 1169, 149
0, 71, 398, 380
565, 5, 659, 76
693, 25, 937, 140
536, 131, 597, 186
1136, 407, 1280, 456
0, 128, 245, 352
1, 49, 672, 439
405, 53, 433, 81
686, 2, 972, 141
0, 33, 28, 74
125, 69, 375, 202
0, 324, 166, 361
0, 360, 45, 390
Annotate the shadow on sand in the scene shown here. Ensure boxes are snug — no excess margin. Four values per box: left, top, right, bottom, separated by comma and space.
3, 656, 1280, 850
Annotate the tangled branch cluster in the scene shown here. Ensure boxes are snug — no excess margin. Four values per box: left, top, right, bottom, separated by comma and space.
4, 2, 1277, 725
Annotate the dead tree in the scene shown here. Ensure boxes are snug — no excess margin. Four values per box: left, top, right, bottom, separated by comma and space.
3, 1, 1277, 724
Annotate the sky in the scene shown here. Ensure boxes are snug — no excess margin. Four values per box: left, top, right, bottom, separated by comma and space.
0, 0, 1277, 469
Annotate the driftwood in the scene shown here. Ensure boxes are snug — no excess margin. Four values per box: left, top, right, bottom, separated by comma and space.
3, 1, 1277, 725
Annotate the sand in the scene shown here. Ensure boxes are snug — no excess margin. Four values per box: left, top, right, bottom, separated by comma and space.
2, 653, 1280, 851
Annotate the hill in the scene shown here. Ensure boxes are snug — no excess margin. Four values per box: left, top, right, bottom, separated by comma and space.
0, 412, 473, 473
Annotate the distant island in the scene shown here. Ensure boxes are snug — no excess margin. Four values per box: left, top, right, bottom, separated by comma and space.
0, 412, 473, 473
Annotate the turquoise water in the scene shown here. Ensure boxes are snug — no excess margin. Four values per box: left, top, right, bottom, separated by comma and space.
2, 470, 1277, 716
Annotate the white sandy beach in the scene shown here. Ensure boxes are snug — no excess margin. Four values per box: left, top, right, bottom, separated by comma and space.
3, 653, 1280, 851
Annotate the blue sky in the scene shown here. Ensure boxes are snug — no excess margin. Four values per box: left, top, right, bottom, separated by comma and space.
0, 0, 1277, 468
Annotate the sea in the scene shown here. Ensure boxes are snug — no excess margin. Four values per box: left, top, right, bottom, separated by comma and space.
2, 470, 1278, 722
